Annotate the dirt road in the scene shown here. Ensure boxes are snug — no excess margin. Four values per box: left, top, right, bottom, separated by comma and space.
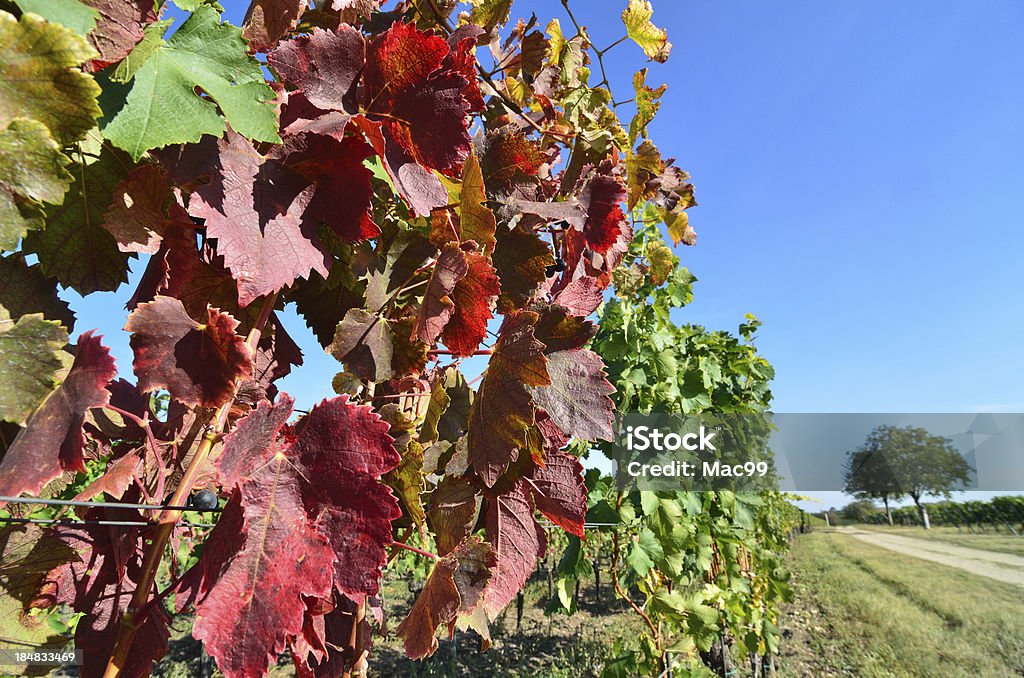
836, 527, 1024, 587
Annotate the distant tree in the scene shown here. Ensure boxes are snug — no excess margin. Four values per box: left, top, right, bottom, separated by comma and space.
840, 499, 878, 523
845, 425, 972, 529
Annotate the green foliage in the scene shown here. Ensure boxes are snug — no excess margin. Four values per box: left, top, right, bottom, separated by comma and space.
0, 119, 74, 249
100, 5, 279, 160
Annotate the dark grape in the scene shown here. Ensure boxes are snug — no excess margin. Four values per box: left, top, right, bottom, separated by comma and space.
188, 489, 218, 510
545, 258, 567, 277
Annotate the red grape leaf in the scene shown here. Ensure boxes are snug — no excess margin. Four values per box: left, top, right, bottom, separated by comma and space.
467, 312, 550, 486
293, 396, 401, 600
458, 153, 496, 252
446, 26, 485, 113
191, 457, 335, 678
483, 481, 545, 616
48, 508, 169, 678
535, 407, 570, 451
125, 296, 253, 409
481, 130, 546, 192
396, 536, 496, 659
0, 332, 115, 502
250, 316, 303, 400
82, 0, 157, 71
440, 247, 500, 357
529, 348, 614, 442
396, 553, 459, 659
580, 174, 628, 254
449, 536, 496, 618
330, 308, 394, 382
427, 475, 481, 556
216, 395, 295, 488
363, 21, 448, 107
552, 276, 603, 316
71, 454, 141, 503
243, 0, 308, 52
187, 130, 327, 306
102, 164, 190, 254
350, 114, 448, 216
528, 449, 586, 537
364, 21, 472, 176
188, 129, 379, 306
268, 25, 363, 111
493, 225, 554, 313
533, 303, 596, 353
414, 242, 468, 346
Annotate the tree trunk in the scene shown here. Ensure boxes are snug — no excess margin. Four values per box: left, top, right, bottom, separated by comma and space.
883, 496, 893, 526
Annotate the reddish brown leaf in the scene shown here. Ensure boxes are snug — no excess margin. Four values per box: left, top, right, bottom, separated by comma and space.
350, 114, 448, 216
268, 25, 363, 110
483, 481, 545, 616
481, 131, 546, 192
552, 276, 603, 316
216, 395, 295, 488
493, 226, 554, 313
529, 348, 614, 442
293, 397, 402, 600
330, 308, 394, 382
441, 248, 499, 357
71, 454, 141, 503
528, 449, 586, 537
427, 476, 480, 557
364, 22, 472, 176
48, 508, 169, 678
0, 332, 116, 502
188, 131, 326, 306
396, 536, 496, 659
580, 174, 628, 254
82, 0, 157, 71
414, 242, 468, 346
102, 164, 189, 254
467, 312, 550, 486
243, 0, 308, 52
187, 129, 379, 306
449, 536, 496, 617
191, 459, 335, 678
396, 555, 459, 659
446, 26, 486, 112
125, 296, 253, 409
533, 303, 596, 353
251, 316, 303, 400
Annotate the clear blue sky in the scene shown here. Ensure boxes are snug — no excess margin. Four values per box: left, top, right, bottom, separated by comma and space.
64, 2, 1024, 508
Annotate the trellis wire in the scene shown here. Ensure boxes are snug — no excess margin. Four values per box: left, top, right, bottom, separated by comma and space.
0, 516, 216, 528
0, 495, 223, 512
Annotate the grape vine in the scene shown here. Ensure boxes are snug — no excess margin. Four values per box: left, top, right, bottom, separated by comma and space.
0, 1, 796, 676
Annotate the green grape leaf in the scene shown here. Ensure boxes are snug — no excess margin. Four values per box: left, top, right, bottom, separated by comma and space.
621, 0, 672, 63
0, 119, 74, 250
101, 5, 279, 160
0, 305, 67, 425
22, 140, 133, 295
13, 0, 98, 37
0, 11, 101, 145
0, 253, 75, 331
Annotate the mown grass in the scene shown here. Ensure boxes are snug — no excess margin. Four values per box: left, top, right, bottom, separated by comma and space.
779, 531, 1024, 678
859, 524, 1024, 557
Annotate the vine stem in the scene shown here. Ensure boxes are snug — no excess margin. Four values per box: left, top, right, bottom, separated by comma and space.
389, 540, 440, 561
102, 293, 279, 678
